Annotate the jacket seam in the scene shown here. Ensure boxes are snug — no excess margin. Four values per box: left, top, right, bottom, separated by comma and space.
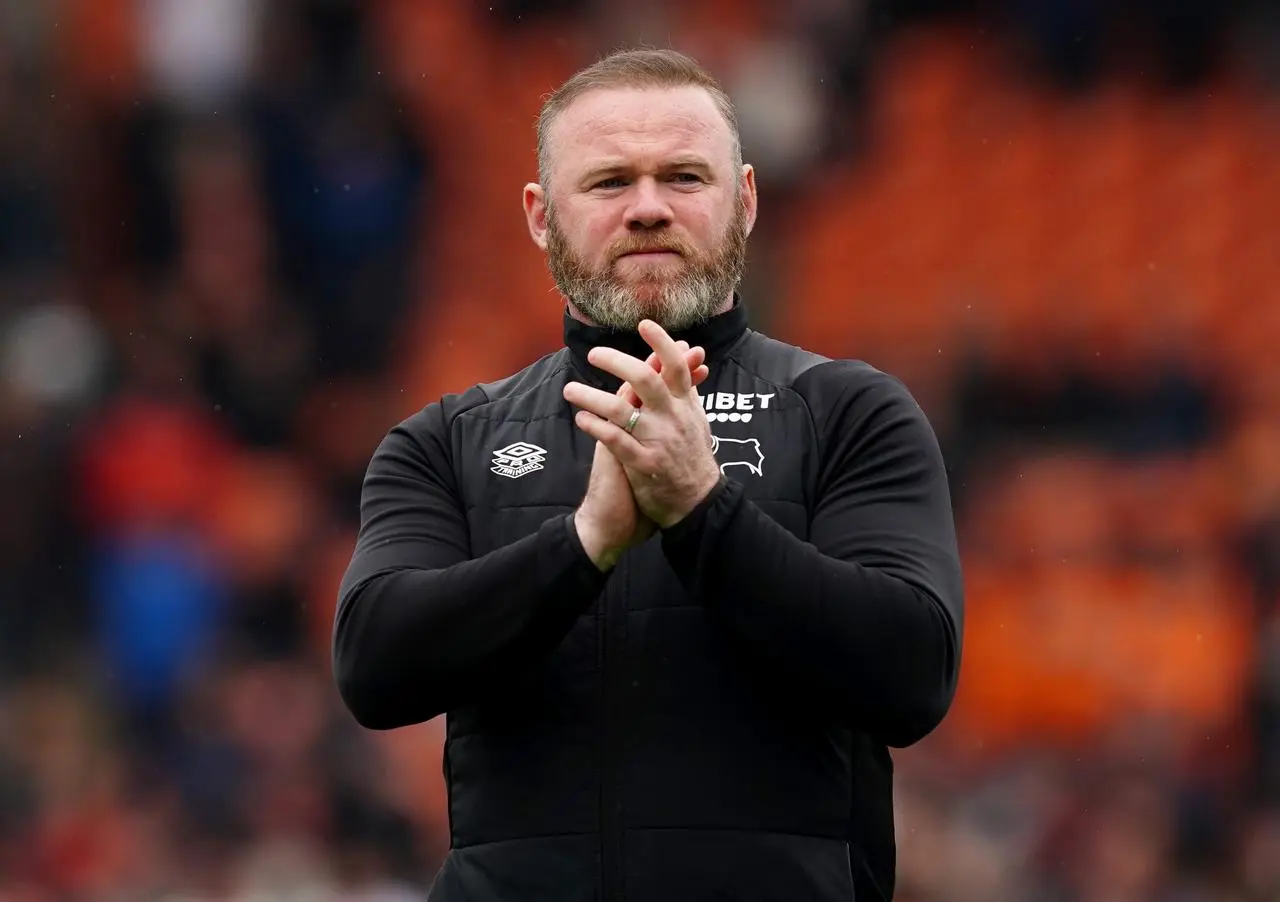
463, 409, 575, 425
442, 356, 573, 449
467, 360, 574, 418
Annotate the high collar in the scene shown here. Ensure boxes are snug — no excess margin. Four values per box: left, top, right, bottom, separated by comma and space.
564, 299, 750, 390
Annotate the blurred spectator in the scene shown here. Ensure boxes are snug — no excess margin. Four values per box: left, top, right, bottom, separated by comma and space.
138, 0, 262, 115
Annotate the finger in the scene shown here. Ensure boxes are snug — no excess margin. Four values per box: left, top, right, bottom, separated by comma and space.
573, 409, 648, 467
647, 343, 702, 378
563, 381, 635, 427
645, 341, 686, 375
587, 347, 670, 408
617, 379, 645, 413
638, 320, 692, 396
630, 344, 702, 409
631, 352, 702, 407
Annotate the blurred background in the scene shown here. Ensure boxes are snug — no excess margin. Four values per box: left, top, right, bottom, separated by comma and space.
1, 0, 1278, 898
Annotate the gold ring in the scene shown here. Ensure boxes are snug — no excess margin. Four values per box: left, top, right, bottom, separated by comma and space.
623, 407, 641, 434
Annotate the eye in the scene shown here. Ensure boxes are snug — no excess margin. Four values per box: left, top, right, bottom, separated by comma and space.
671, 172, 703, 184
594, 177, 628, 190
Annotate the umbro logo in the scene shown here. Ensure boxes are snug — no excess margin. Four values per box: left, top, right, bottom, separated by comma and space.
491, 442, 548, 479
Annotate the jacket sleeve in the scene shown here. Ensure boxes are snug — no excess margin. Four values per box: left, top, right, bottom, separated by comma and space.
659, 363, 964, 748
333, 400, 608, 730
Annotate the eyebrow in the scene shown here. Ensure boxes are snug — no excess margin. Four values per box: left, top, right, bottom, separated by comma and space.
663, 156, 714, 171
579, 156, 715, 184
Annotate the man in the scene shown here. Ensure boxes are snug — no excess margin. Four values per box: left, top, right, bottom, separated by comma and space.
334, 48, 964, 901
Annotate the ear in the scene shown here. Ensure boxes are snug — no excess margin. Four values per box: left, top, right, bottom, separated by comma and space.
523, 183, 549, 251
740, 164, 759, 237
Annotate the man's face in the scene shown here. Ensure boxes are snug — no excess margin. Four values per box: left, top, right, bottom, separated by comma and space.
524, 86, 757, 332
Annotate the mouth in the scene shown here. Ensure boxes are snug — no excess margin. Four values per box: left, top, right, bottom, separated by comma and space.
618, 249, 681, 259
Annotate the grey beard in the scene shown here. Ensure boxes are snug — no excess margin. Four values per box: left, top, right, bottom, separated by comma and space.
555, 266, 730, 332
545, 199, 748, 332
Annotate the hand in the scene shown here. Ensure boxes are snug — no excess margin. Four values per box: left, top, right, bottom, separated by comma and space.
564, 321, 723, 529
572, 340, 710, 569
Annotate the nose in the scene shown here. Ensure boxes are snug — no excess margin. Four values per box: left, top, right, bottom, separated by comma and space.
624, 178, 673, 231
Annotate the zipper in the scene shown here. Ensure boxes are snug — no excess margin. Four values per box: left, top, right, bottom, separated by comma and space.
599, 556, 628, 901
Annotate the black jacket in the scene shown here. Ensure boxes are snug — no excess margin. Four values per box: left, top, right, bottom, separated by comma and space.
334, 302, 965, 901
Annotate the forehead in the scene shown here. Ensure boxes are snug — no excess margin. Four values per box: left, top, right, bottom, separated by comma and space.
549, 86, 733, 174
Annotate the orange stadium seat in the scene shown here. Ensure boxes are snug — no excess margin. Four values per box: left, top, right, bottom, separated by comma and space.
951, 556, 1252, 752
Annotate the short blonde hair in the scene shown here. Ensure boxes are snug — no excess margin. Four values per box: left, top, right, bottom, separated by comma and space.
535, 47, 743, 185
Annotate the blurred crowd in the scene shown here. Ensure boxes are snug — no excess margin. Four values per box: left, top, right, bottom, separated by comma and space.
0, 0, 1278, 899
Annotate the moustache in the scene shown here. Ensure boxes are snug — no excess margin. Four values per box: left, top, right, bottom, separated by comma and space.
610, 237, 693, 260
